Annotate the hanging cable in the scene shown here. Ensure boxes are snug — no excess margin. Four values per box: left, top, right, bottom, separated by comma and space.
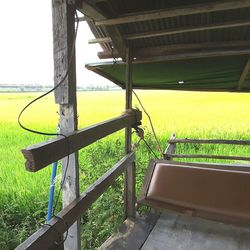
18, 4, 79, 224
133, 126, 159, 159
132, 90, 164, 158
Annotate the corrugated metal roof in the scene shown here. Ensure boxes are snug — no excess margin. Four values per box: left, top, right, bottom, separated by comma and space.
78, 0, 250, 91
79, 1, 250, 58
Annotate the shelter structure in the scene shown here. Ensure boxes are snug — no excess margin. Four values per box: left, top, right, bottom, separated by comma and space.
17, 0, 250, 249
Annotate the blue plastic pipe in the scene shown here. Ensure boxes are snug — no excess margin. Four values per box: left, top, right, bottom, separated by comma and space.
46, 161, 58, 222
46, 125, 60, 222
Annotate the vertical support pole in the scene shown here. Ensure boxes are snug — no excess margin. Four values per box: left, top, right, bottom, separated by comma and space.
125, 47, 136, 218
164, 133, 176, 160
52, 1, 80, 249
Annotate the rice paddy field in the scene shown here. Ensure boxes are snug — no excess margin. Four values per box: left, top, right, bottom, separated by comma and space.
1, 90, 250, 249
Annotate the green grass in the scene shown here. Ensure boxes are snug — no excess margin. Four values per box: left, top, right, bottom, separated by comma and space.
0, 91, 250, 249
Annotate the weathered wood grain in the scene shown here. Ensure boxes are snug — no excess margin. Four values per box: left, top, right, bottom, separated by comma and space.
124, 48, 136, 219
168, 138, 250, 145
167, 154, 250, 161
164, 133, 176, 160
125, 19, 250, 41
95, 0, 250, 26
21, 110, 141, 172
16, 153, 135, 250
52, 0, 80, 248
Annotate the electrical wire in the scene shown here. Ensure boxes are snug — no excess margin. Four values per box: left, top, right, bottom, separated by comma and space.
133, 126, 159, 159
132, 90, 164, 158
142, 138, 159, 159
18, 5, 79, 219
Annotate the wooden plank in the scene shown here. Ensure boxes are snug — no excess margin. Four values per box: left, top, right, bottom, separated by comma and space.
124, 47, 136, 219
77, 16, 90, 22
52, 0, 76, 105
98, 40, 250, 59
135, 48, 250, 63
95, 0, 250, 26
98, 48, 119, 59
100, 213, 159, 250
16, 153, 135, 250
22, 110, 142, 172
164, 133, 176, 160
167, 154, 250, 161
48, 235, 64, 250
88, 37, 112, 44
168, 138, 250, 145
52, 1, 80, 249
125, 19, 250, 41
237, 56, 250, 90
93, 17, 250, 42
81, 1, 126, 58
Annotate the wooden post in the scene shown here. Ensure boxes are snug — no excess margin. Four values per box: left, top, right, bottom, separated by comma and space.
125, 47, 136, 218
52, 1, 80, 249
164, 133, 176, 160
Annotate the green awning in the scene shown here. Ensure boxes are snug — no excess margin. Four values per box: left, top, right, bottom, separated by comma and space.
86, 56, 250, 92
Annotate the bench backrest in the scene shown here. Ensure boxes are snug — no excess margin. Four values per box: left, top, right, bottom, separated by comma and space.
139, 160, 250, 225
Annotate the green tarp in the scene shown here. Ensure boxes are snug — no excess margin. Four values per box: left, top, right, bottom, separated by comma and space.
86, 56, 250, 92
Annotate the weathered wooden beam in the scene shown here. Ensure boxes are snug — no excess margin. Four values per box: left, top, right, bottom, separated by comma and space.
88, 37, 112, 44
89, 0, 107, 3
98, 49, 119, 59
89, 18, 250, 44
237, 56, 250, 90
22, 110, 142, 172
168, 138, 250, 145
97, 41, 250, 59
81, 1, 126, 58
52, 0, 76, 105
125, 19, 250, 41
52, 1, 80, 249
124, 47, 136, 219
135, 48, 250, 63
95, 0, 250, 26
16, 153, 135, 250
135, 41, 250, 58
166, 154, 250, 161
164, 134, 176, 160
52, 20, 79, 250
77, 16, 90, 22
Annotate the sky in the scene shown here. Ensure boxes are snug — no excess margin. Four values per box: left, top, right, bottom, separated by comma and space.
0, 1, 113, 87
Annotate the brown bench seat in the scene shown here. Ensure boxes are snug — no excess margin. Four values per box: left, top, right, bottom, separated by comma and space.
138, 160, 250, 225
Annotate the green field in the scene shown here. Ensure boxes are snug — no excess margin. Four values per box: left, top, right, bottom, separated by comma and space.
1, 91, 250, 249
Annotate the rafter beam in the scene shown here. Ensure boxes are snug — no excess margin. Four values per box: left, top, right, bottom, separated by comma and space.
98, 41, 250, 59
125, 19, 250, 40
90, 18, 250, 44
135, 48, 250, 63
77, 16, 90, 22
95, 0, 250, 26
88, 37, 112, 44
237, 56, 250, 90
81, 1, 126, 57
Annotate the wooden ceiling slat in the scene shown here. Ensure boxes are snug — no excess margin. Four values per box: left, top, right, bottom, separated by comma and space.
94, 0, 250, 26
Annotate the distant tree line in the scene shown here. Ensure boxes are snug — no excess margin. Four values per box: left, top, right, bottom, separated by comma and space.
0, 84, 120, 92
